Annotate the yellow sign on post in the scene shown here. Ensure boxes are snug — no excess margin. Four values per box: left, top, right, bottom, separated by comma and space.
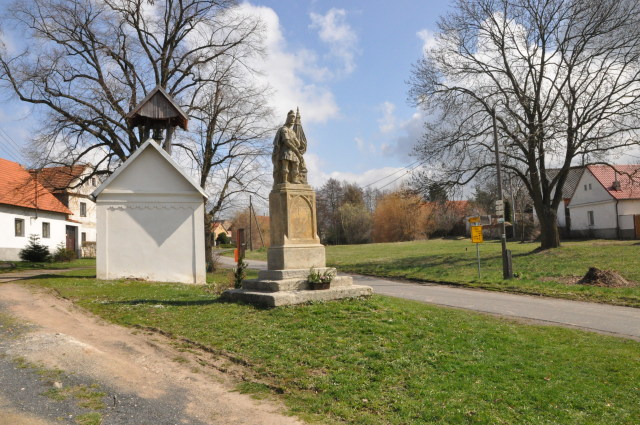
471, 225, 483, 243
468, 216, 480, 224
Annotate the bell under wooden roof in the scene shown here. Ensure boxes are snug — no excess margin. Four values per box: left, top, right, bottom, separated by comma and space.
126, 86, 189, 130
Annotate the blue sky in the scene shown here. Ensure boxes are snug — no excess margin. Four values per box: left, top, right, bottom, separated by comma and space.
0, 0, 452, 190
250, 0, 451, 188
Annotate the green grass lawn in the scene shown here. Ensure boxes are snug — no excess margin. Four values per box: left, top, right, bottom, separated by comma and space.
239, 239, 640, 307
0, 258, 95, 274
15, 269, 640, 425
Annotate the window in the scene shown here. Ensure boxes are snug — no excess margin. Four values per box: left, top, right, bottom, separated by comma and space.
81, 232, 87, 244
587, 210, 595, 226
584, 184, 587, 191
42, 222, 50, 238
91, 177, 97, 187
14, 218, 24, 237
80, 202, 87, 217
588, 183, 592, 190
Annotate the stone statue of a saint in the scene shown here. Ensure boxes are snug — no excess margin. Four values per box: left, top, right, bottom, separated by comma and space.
272, 109, 307, 185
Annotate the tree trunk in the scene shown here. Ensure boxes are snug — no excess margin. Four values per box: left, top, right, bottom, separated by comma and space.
204, 211, 214, 272
538, 207, 560, 249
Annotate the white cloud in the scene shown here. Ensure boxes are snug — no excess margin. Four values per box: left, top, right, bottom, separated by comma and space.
354, 136, 378, 155
321, 166, 413, 191
417, 28, 438, 54
309, 8, 359, 75
380, 110, 426, 161
378, 101, 397, 133
234, 3, 340, 124
305, 152, 412, 190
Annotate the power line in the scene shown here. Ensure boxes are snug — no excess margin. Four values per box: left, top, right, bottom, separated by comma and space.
0, 127, 25, 154
375, 160, 427, 191
362, 158, 424, 189
0, 126, 26, 163
0, 136, 23, 162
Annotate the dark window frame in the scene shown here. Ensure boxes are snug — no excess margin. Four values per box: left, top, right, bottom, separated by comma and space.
15, 218, 25, 237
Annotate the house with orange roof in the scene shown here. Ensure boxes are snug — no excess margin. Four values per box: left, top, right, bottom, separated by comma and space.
212, 220, 232, 242
30, 164, 99, 251
0, 158, 76, 260
568, 165, 640, 239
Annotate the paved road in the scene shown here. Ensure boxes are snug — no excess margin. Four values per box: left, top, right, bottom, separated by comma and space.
220, 256, 640, 340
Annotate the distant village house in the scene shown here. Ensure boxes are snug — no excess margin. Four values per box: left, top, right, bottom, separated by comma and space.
0, 158, 75, 260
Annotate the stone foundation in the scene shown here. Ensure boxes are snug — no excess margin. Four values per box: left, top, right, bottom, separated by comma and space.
266, 244, 325, 270
222, 179, 372, 306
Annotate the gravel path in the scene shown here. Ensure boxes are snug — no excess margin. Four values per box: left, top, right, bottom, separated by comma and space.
0, 279, 305, 425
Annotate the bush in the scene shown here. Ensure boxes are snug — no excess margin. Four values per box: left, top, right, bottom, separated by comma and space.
52, 243, 77, 262
19, 235, 50, 262
216, 232, 230, 245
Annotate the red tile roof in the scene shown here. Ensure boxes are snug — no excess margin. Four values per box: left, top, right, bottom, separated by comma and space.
30, 164, 87, 193
588, 165, 640, 200
0, 158, 72, 215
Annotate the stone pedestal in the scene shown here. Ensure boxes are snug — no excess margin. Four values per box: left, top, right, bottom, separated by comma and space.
223, 183, 372, 307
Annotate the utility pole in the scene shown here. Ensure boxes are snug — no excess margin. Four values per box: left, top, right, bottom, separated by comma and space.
492, 108, 513, 279
249, 196, 253, 251
508, 173, 517, 241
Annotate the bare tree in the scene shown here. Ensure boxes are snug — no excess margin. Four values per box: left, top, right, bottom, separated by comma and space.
176, 52, 273, 267
0, 0, 263, 175
0, 0, 272, 268
410, 0, 640, 248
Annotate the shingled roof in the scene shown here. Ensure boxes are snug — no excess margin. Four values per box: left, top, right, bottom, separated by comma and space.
546, 167, 584, 199
0, 158, 72, 215
30, 164, 87, 193
588, 164, 640, 200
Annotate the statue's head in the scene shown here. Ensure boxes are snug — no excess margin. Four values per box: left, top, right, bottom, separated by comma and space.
285, 110, 295, 125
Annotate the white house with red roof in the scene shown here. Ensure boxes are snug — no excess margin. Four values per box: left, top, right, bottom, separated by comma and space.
31, 164, 99, 251
568, 165, 640, 239
0, 158, 75, 260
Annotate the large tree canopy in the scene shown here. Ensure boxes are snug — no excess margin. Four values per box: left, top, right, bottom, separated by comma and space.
410, 0, 640, 248
0, 0, 272, 269
0, 0, 264, 173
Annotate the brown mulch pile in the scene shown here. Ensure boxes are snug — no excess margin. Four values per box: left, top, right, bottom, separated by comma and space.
577, 267, 636, 288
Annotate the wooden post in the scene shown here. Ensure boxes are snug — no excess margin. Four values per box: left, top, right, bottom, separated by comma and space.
236, 228, 246, 266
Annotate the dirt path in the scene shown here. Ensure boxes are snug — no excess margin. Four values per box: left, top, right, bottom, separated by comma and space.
0, 283, 305, 425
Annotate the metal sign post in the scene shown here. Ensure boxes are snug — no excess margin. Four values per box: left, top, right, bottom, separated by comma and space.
470, 221, 483, 279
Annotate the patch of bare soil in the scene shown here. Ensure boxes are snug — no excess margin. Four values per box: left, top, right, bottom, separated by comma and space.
539, 276, 581, 286
0, 283, 304, 425
577, 267, 637, 288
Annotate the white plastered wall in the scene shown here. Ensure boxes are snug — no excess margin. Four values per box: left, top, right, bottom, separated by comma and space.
0, 205, 70, 260
95, 145, 206, 284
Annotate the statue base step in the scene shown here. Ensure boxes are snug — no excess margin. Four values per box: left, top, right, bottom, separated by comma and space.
222, 272, 372, 307
222, 285, 373, 307
245, 272, 348, 292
